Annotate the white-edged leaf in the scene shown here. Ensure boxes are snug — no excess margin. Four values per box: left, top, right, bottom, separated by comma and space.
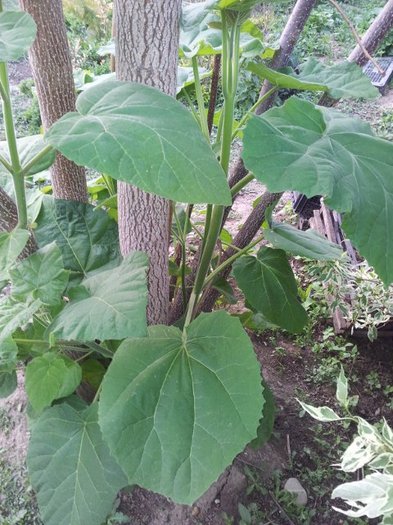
336, 366, 348, 407
298, 400, 341, 422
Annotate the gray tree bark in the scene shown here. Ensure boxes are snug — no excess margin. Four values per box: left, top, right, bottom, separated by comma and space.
348, 0, 393, 65
115, 0, 181, 325
19, 0, 88, 202
256, 0, 318, 114
0, 188, 17, 232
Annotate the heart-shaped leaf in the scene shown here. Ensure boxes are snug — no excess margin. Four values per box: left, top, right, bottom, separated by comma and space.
232, 247, 308, 333
0, 228, 29, 281
0, 11, 36, 62
10, 243, 68, 305
247, 58, 378, 99
35, 197, 120, 280
242, 97, 393, 285
27, 402, 127, 525
264, 221, 343, 260
45, 81, 231, 205
25, 353, 82, 412
180, 0, 263, 58
49, 252, 148, 342
0, 135, 56, 177
296, 58, 379, 100
99, 311, 264, 504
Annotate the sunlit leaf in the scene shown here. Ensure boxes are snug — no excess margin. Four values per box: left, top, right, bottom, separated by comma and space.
46, 81, 231, 205
0, 11, 36, 62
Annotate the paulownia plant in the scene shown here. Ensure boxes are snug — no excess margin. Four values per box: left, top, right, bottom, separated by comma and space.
0, 1, 392, 524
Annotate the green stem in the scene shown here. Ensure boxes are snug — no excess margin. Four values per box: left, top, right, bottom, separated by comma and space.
184, 14, 242, 327
203, 234, 263, 289
192, 56, 210, 140
183, 88, 201, 124
231, 87, 277, 141
0, 61, 27, 228
13, 339, 49, 345
19, 144, 54, 177
231, 173, 255, 197
0, 153, 13, 174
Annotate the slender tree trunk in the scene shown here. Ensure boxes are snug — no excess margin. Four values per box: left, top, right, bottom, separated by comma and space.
19, 0, 88, 202
348, 0, 393, 65
256, 0, 318, 115
115, 0, 181, 325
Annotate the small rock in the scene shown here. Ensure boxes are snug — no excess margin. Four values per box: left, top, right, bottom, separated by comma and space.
283, 478, 308, 506
214, 499, 220, 505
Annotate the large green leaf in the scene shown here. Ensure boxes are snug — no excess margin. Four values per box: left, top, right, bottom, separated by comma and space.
45, 81, 231, 205
264, 222, 343, 260
296, 58, 379, 100
0, 11, 36, 62
98, 311, 264, 504
0, 135, 55, 177
232, 247, 308, 333
10, 243, 68, 305
247, 58, 379, 99
49, 252, 148, 342
25, 353, 82, 413
35, 197, 120, 279
27, 402, 127, 525
242, 97, 393, 285
0, 336, 17, 372
0, 295, 42, 343
217, 0, 264, 13
0, 228, 29, 281
180, 0, 263, 58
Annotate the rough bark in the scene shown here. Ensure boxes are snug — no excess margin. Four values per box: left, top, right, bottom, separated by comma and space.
348, 0, 393, 66
0, 188, 17, 232
19, 0, 88, 202
115, 0, 181, 325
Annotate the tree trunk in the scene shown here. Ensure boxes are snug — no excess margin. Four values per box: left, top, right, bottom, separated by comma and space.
348, 0, 393, 66
115, 0, 181, 325
0, 188, 17, 232
19, 0, 88, 203
256, 0, 318, 115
